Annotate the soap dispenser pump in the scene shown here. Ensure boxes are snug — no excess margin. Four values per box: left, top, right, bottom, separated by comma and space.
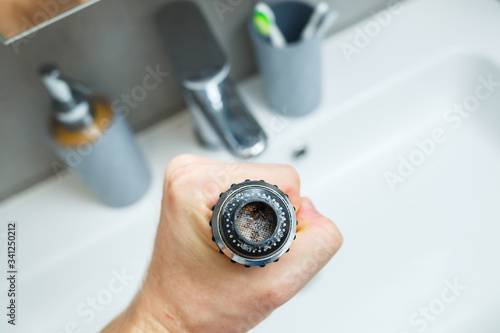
40, 64, 151, 207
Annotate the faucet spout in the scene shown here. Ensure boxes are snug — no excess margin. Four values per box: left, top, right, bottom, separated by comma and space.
157, 1, 267, 158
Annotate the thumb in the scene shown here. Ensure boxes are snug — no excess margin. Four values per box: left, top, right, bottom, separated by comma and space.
276, 197, 343, 293
295, 197, 343, 262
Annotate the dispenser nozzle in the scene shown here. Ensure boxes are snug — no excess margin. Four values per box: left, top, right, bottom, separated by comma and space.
39, 64, 93, 128
39, 64, 76, 106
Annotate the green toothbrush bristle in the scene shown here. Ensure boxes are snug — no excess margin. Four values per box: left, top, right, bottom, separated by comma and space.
254, 12, 271, 37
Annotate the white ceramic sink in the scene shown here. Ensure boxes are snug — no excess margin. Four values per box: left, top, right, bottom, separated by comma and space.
255, 54, 500, 332
2, 0, 500, 332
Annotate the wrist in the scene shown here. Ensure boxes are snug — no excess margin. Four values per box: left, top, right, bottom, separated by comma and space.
101, 290, 171, 333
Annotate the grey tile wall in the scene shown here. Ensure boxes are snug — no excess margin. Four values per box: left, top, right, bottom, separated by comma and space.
0, 0, 394, 202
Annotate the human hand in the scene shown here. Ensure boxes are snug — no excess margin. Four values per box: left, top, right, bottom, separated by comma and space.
102, 154, 343, 333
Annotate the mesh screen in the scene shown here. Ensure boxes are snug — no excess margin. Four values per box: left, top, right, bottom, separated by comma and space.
236, 202, 277, 243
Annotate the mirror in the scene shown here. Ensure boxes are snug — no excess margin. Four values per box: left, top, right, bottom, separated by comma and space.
0, 0, 99, 45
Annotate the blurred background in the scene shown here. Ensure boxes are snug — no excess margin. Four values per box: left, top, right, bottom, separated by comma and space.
0, 0, 392, 202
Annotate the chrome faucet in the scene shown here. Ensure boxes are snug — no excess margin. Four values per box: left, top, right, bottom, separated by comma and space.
157, 1, 267, 159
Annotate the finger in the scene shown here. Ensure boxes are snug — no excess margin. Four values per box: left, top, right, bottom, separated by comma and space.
165, 154, 220, 177
271, 197, 343, 295
194, 161, 302, 212
164, 155, 301, 210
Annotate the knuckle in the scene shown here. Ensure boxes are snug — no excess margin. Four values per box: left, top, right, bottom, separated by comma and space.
164, 162, 197, 198
275, 164, 300, 199
256, 287, 286, 308
165, 154, 199, 177
280, 164, 300, 184
334, 227, 344, 248
279, 164, 298, 176
321, 218, 343, 254
165, 168, 182, 194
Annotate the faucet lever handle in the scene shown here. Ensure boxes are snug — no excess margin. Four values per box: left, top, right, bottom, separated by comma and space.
156, 1, 228, 83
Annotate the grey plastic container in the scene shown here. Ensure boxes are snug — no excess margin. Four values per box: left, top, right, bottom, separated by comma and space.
249, 1, 322, 117
49, 110, 151, 207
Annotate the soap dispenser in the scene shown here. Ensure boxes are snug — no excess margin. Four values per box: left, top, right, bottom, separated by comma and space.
40, 64, 151, 207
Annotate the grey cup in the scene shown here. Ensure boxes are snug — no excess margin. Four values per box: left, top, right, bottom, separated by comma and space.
49, 112, 151, 208
249, 1, 322, 117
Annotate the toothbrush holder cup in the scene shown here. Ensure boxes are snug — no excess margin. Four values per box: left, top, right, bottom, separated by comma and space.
248, 1, 322, 117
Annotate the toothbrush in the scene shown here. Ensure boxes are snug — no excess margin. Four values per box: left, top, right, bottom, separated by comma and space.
315, 10, 339, 37
254, 2, 287, 48
300, 2, 331, 40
